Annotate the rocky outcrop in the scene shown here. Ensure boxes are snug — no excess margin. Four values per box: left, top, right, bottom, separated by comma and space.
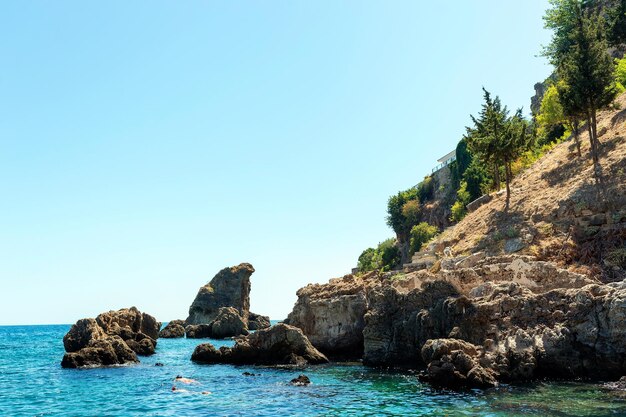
248, 312, 270, 331
159, 320, 186, 338
61, 307, 160, 368
191, 323, 328, 366
364, 276, 626, 385
210, 307, 248, 338
185, 324, 213, 339
185, 307, 248, 339
186, 263, 254, 325
286, 272, 381, 358
419, 339, 497, 389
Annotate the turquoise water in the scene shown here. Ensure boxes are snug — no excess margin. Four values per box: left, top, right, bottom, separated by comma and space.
2, 325, 626, 416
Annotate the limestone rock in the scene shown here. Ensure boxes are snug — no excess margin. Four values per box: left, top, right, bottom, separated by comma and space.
61, 335, 138, 369
419, 338, 497, 389
210, 307, 249, 338
185, 324, 213, 339
286, 272, 381, 358
191, 323, 328, 366
248, 312, 271, 331
159, 320, 185, 338
186, 263, 254, 325
61, 307, 160, 368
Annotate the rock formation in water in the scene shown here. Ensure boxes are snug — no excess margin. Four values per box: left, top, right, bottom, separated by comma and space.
61, 307, 160, 368
191, 323, 328, 366
186, 263, 254, 325
159, 320, 186, 338
285, 253, 626, 388
285, 272, 381, 358
248, 312, 271, 330
184, 307, 248, 339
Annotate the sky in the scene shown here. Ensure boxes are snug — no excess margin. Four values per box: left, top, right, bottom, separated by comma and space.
0, 1, 552, 325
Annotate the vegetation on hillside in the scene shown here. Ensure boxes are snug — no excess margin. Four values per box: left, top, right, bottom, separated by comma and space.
355, 0, 625, 274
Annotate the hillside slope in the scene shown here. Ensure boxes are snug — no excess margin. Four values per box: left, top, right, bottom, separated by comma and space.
436, 92, 626, 280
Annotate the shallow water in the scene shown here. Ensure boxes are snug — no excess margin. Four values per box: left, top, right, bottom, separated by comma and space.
1, 324, 626, 416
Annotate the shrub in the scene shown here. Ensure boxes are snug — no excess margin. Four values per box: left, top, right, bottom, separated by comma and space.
357, 239, 401, 272
401, 200, 421, 227
409, 222, 439, 254
417, 176, 434, 202
386, 188, 419, 238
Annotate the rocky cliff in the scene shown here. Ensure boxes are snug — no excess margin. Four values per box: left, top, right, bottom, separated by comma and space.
285, 271, 382, 358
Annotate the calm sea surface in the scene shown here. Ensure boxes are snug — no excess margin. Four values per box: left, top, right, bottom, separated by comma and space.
1, 324, 626, 416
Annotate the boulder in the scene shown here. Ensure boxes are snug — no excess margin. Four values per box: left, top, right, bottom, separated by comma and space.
186, 263, 254, 325
191, 323, 328, 366
61, 307, 160, 368
286, 272, 380, 358
248, 312, 271, 331
61, 335, 138, 369
185, 324, 213, 339
419, 338, 497, 389
210, 307, 248, 338
159, 320, 186, 338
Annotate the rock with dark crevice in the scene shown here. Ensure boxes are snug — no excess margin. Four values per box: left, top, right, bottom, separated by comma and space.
159, 320, 186, 338
191, 323, 328, 366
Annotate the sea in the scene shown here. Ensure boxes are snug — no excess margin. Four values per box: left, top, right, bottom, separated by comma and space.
2, 323, 626, 416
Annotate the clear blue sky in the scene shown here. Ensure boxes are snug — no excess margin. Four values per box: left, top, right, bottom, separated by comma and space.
0, 1, 551, 325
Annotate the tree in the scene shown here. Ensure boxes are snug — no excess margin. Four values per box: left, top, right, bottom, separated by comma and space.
466, 89, 532, 210
544, 0, 619, 180
386, 187, 418, 242
465, 88, 508, 192
606, 0, 626, 46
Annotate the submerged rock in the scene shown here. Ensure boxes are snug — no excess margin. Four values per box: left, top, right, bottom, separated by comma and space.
159, 320, 186, 338
248, 312, 271, 331
186, 263, 254, 325
61, 307, 160, 368
289, 375, 311, 386
191, 323, 328, 366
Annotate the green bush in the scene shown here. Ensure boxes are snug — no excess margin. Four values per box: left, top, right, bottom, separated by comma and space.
409, 223, 439, 254
401, 200, 421, 227
417, 176, 434, 202
386, 187, 419, 238
357, 238, 401, 272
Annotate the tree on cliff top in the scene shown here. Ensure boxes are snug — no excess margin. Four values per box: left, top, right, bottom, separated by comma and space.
544, 0, 619, 180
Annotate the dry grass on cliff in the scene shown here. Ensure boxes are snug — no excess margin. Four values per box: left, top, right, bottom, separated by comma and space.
437, 92, 626, 280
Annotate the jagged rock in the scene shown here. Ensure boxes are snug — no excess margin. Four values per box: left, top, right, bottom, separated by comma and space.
96, 307, 160, 341
186, 263, 254, 325
185, 324, 213, 339
61, 307, 160, 368
191, 323, 328, 366
286, 272, 381, 358
248, 312, 271, 330
159, 320, 185, 338
210, 307, 249, 338
61, 335, 138, 368
290, 375, 311, 386
63, 318, 107, 352
419, 338, 497, 389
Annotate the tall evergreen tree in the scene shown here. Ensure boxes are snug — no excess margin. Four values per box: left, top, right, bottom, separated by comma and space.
544, 0, 618, 180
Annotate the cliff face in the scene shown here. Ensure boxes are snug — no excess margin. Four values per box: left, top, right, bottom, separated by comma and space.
285, 272, 382, 358
186, 263, 254, 325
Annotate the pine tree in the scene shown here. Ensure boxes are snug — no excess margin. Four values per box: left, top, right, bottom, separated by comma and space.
544, 0, 618, 180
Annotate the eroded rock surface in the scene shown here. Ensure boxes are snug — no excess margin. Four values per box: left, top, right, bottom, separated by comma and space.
286, 272, 381, 358
159, 320, 186, 338
210, 307, 249, 338
186, 263, 254, 325
191, 323, 328, 366
248, 312, 271, 331
61, 307, 160, 368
